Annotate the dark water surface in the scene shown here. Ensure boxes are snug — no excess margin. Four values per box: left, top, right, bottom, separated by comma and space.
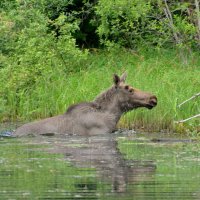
0, 124, 200, 200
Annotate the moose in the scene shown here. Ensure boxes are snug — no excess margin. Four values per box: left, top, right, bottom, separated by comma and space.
14, 72, 157, 136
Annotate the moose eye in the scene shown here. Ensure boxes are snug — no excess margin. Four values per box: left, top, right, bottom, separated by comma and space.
129, 89, 134, 93
124, 85, 129, 90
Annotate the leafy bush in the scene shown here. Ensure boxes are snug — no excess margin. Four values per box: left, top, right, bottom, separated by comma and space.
0, 1, 88, 120
96, 0, 152, 48
95, 0, 200, 49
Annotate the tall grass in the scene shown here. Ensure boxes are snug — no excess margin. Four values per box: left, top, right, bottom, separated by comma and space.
1, 49, 200, 133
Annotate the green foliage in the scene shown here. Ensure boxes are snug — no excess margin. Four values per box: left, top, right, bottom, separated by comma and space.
0, 1, 88, 119
1, 0, 200, 50
173, 14, 196, 47
96, 0, 200, 49
0, 0, 199, 132
42, 0, 99, 47
1, 47, 199, 133
96, 0, 152, 48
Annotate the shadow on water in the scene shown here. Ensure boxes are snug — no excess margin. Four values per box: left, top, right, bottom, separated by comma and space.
0, 124, 200, 199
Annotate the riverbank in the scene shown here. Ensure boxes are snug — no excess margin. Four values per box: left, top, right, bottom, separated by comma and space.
0, 48, 199, 133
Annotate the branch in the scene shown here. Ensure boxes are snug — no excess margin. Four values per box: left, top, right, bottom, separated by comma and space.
177, 92, 200, 108
175, 113, 200, 123
163, 0, 181, 44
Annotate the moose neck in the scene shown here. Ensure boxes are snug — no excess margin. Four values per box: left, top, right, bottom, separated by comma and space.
93, 86, 124, 123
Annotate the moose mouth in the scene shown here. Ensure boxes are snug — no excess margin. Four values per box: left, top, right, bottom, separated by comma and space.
146, 104, 155, 109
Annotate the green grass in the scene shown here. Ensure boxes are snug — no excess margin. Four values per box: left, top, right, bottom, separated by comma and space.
1, 48, 200, 133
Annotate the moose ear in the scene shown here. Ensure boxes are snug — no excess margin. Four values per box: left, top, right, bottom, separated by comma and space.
113, 74, 121, 86
120, 72, 127, 83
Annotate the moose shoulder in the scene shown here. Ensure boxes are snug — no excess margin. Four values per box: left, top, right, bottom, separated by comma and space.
14, 72, 157, 136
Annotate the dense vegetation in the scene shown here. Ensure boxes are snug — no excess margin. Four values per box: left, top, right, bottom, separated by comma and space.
0, 0, 199, 133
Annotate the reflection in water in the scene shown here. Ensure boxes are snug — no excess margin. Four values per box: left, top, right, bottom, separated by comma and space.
43, 134, 156, 193
1, 125, 200, 199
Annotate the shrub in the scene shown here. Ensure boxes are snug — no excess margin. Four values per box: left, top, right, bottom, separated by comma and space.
0, 2, 88, 120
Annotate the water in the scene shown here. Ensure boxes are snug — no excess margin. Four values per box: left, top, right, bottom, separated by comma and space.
0, 125, 200, 200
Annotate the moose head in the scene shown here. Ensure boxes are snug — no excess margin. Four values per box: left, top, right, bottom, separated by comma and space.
112, 72, 157, 112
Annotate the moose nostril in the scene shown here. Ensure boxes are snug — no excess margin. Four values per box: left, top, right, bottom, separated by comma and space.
150, 96, 157, 106
151, 100, 157, 106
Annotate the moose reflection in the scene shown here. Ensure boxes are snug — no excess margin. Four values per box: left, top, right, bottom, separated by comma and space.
45, 134, 156, 193
15, 72, 157, 136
